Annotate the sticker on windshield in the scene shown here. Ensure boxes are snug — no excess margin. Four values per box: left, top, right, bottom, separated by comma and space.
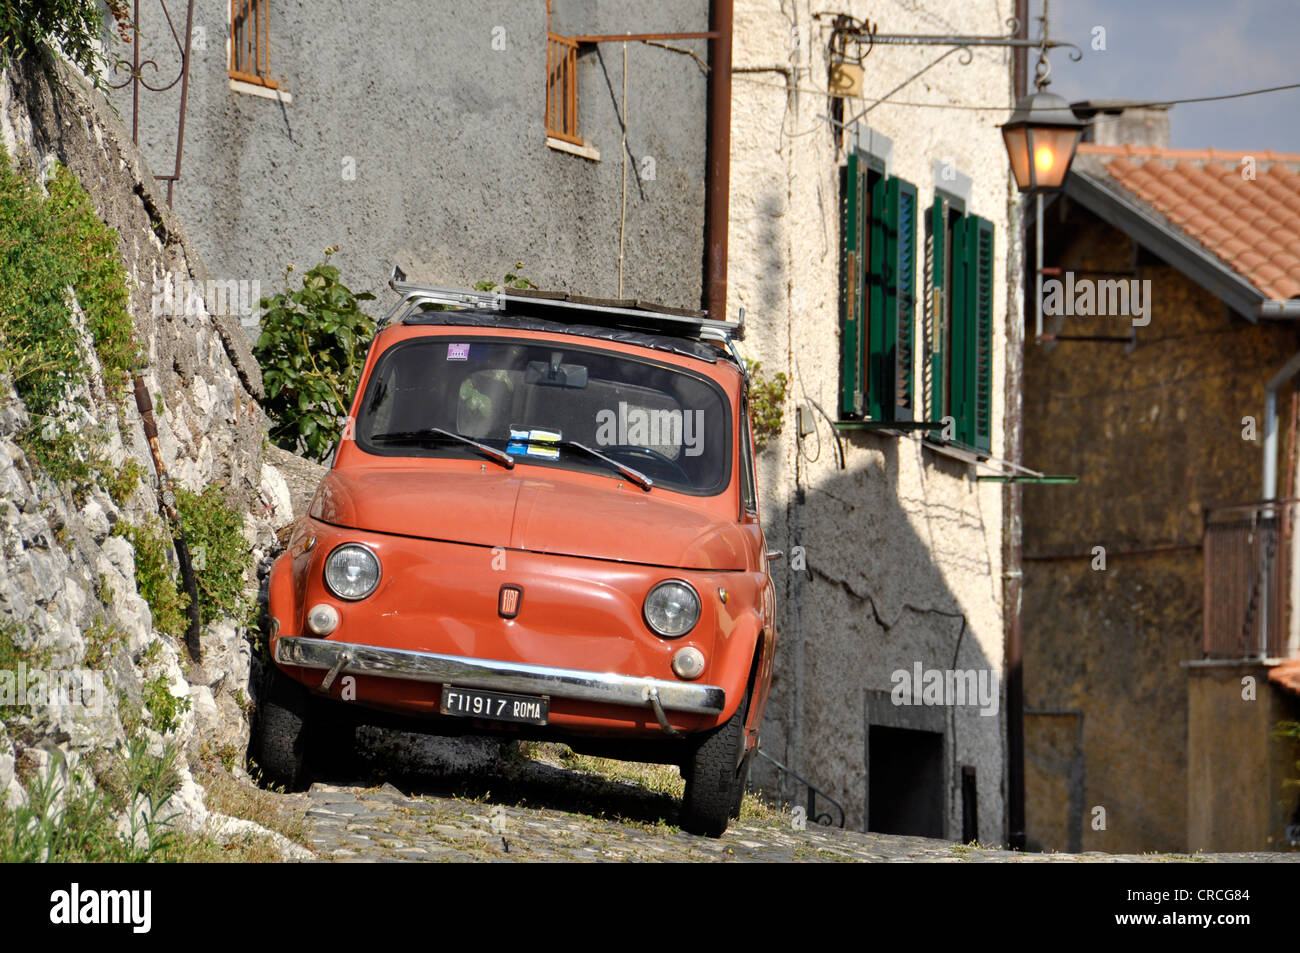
447, 343, 470, 361
507, 426, 561, 460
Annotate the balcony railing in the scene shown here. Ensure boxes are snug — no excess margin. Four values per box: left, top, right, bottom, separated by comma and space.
1203, 499, 1299, 658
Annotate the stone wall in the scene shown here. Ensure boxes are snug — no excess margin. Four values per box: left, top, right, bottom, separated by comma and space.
1022, 207, 1300, 852
0, 55, 301, 853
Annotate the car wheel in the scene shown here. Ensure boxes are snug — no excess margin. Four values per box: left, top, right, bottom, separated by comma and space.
729, 746, 754, 820
679, 690, 749, 837
251, 666, 311, 791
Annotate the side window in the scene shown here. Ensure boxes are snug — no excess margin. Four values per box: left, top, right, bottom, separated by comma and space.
926, 195, 993, 454
840, 153, 918, 422
740, 394, 757, 514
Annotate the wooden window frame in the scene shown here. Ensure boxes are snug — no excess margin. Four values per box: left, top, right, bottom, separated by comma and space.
546, 33, 581, 144
230, 0, 279, 90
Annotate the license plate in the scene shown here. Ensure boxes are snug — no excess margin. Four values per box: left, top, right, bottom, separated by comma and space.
439, 685, 549, 725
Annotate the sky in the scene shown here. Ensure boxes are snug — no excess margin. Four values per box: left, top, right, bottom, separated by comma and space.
1039, 0, 1300, 153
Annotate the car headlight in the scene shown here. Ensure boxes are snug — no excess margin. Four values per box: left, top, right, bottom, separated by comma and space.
323, 543, 381, 601
644, 580, 700, 638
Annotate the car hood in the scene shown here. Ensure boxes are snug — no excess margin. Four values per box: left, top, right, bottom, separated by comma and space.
310, 467, 749, 571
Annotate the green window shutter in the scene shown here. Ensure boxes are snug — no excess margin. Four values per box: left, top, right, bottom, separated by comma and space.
927, 198, 947, 428
971, 215, 995, 454
951, 213, 994, 451
866, 174, 889, 420
870, 177, 916, 423
951, 214, 974, 446
893, 179, 918, 422
840, 154, 864, 417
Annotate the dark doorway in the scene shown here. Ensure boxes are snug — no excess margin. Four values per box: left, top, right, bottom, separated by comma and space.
868, 725, 944, 837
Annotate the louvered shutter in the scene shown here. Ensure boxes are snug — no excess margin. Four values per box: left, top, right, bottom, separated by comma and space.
951, 214, 974, 446
840, 155, 864, 416
927, 198, 947, 427
892, 179, 918, 422
970, 215, 994, 453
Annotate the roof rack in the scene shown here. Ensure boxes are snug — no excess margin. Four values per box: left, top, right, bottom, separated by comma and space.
380, 267, 745, 342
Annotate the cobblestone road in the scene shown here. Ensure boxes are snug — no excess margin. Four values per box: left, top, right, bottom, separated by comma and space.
294, 746, 1299, 863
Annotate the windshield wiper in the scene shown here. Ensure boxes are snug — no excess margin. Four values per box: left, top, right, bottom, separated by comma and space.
512, 438, 653, 491
370, 428, 515, 469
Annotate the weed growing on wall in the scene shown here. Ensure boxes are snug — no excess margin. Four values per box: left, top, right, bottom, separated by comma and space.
142, 673, 189, 734
176, 483, 251, 625
744, 359, 789, 453
114, 520, 189, 638
0, 740, 180, 862
0, 151, 142, 501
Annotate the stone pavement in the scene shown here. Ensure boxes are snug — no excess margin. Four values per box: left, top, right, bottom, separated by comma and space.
296, 750, 1299, 863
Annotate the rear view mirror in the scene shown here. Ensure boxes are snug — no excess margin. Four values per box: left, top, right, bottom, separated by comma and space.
525, 360, 588, 388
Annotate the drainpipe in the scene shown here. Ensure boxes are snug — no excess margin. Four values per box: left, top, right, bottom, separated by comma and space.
1262, 350, 1300, 502
1262, 350, 1300, 658
1005, 192, 1027, 850
703, 0, 733, 319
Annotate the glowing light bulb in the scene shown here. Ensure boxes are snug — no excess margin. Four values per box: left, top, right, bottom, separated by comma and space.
1034, 146, 1056, 173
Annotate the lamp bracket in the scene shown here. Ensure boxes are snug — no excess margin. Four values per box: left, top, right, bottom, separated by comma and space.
813, 13, 1083, 69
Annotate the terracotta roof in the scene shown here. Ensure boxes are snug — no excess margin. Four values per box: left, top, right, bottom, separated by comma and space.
1076, 144, 1300, 301
1269, 657, 1300, 697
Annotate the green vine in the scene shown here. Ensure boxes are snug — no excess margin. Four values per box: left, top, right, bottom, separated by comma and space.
0, 0, 134, 88
254, 247, 376, 463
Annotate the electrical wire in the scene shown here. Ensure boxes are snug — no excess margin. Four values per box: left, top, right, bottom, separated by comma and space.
732, 72, 1300, 113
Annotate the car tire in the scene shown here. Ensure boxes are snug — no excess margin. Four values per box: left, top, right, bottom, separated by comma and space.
251, 666, 311, 792
679, 689, 749, 837
729, 746, 754, 820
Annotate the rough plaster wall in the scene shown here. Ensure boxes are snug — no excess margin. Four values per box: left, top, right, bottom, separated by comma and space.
1022, 213, 1300, 852
730, 0, 1015, 840
112, 0, 709, 320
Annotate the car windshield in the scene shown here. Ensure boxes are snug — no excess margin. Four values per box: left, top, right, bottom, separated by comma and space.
354, 337, 732, 495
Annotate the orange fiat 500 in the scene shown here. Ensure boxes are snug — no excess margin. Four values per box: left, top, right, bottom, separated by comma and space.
253, 278, 778, 836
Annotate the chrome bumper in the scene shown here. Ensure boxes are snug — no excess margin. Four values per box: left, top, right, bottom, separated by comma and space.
275, 636, 726, 715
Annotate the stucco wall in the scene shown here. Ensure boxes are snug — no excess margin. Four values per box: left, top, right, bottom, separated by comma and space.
111, 0, 710, 319
1022, 209, 1300, 852
730, 0, 1016, 840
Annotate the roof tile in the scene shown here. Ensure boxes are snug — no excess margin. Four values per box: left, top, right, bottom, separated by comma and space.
1079, 144, 1300, 301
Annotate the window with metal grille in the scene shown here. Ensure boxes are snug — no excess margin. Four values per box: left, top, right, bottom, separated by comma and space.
546, 32, 580, 143
230, 0, 278, 89
839, 152, 918, 423
925, 195, 993, 454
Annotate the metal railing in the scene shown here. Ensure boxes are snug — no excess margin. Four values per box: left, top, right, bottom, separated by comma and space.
545, 33, 580, 143
107, 0, 195, 206
754, 749, 846, 828
1203, 498, 1299, 659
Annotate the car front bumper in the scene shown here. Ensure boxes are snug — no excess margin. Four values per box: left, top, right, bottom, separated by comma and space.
275, 636, 727, 716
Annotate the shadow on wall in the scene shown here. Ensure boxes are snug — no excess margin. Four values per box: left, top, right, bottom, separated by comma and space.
754, 428, 1004, 843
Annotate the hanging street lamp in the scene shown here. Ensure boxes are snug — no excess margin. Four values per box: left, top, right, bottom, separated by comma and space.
1001, 88, 1086, 192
